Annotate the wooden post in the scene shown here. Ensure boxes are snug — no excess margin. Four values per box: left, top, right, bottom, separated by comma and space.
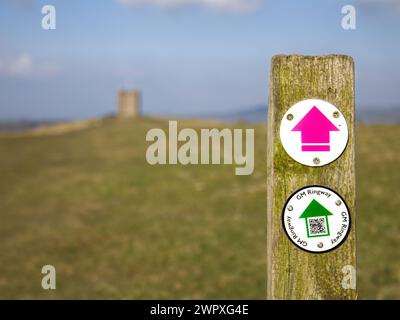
267, 55, 356, 299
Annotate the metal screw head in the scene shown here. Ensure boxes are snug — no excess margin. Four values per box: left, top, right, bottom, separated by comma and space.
317, 242, 324, 248
313, 157, 321, 165
335, 200, 342, 206
287, 114, 294, 121
287, 205, 293, 211
333, 111, 340, 118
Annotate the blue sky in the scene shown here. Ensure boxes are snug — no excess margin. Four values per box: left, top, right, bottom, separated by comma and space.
0, 0, 399, 120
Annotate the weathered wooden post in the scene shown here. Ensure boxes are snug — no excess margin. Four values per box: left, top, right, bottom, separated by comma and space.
267, 55, 356, 299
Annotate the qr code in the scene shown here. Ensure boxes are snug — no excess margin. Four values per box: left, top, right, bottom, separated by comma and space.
309, 217, 327, 235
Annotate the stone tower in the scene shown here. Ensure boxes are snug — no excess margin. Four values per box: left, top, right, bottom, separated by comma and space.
118, 89, 141, 118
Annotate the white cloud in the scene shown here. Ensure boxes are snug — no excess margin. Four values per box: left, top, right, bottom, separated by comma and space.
0, 54, 60, 77
5, 0, 35, 8
355, 0, 400, 13
116, 0, 263, 13
0, 54, 33, 76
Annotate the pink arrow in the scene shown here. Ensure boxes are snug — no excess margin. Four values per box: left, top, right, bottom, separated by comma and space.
292, 106, 339, 152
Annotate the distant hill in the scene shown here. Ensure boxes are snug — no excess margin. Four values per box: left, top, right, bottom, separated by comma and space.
0, 120, 57, 132
206, 106, 267, 123
198, 105, 400, 124
1, 106, 399, 133
356, 107, 400, 123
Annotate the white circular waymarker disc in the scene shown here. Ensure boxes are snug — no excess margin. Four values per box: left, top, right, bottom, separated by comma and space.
282, 186, 351, 253
280, 99, 349, 166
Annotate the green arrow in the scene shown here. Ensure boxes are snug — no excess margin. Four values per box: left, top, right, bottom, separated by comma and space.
299, 199, 333, 219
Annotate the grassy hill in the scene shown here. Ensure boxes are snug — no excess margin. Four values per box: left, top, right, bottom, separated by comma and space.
0, 117, 398, 299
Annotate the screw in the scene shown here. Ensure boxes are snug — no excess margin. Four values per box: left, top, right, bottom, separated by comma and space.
333, 111, 340, 118
317, 242, 324, 248
287, 205, 293, 211
313, 157, 320, 165
287, 114, 294, 121
335, 200, 342, 206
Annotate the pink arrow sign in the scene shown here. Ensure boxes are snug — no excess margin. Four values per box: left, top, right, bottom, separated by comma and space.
292, 106, 339, 152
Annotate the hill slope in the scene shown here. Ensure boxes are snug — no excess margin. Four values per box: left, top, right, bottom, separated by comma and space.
0, 117, 398, 299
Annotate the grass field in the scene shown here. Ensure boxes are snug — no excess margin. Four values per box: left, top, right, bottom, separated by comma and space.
0, 117, 398, 299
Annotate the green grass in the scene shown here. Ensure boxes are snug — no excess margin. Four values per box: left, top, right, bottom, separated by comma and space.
0, 117, 398, 299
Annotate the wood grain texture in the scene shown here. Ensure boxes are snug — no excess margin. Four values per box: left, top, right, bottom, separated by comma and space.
267, 55, 356, 300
